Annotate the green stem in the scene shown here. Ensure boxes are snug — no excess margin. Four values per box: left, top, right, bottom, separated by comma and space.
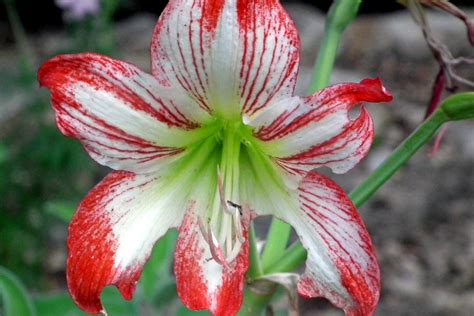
260, 219, 292, 270
247, 224, 263, 281
265, 242, 307, 274
307, 0, 362, 93
350, 110, 448, 206
308, 27, 341, 93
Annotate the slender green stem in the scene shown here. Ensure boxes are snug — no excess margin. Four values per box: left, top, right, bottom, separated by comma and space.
308, 0, 362, 93
308, 27, 341, 93
260, 219, 292, 270
265, 242, 307, 274
247, 224, 264, 281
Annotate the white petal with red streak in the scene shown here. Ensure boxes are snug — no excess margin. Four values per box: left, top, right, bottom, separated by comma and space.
151, 0, 300, 118
39, 53, 212, 173
250, 79, 392, 175
175, 213, 249, 316
272, 172, 380, 316
174, 159, 249, 316
67, 170, 190, 314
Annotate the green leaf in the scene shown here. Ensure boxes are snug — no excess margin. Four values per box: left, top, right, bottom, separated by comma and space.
44, 200, 76, 222
0, 266, 36, 316
101, 287, 138, 315
0, 145, 8, 164
176, 306, 210, 316
34, 288, 137, 316
34, 293, 84, 316
141, 230, 178, 302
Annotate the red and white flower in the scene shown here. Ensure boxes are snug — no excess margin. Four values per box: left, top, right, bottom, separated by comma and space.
38, 0, 392, 315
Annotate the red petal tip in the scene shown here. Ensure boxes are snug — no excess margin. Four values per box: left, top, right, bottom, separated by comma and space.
359, 78, 393, 102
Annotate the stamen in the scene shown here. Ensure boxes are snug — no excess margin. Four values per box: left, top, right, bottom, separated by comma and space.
226, 239, 242, 262
234, 214, 245, 243
217, 167, 229, 212
198, 216, 209, 239
198, 216, 228, 267
227, 200, 245, 243
208, 229, 229, 268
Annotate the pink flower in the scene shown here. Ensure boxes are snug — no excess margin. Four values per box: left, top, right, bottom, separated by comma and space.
39, 1, 392, 315
56, 0, 100, 20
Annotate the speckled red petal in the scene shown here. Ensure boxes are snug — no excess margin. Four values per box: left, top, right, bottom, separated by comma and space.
151, 0, 300, 118
175, 212, 249, 316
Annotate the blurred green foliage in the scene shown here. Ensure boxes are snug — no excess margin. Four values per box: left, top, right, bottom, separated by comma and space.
0, 88, 98, 288
0, 267, 36, 316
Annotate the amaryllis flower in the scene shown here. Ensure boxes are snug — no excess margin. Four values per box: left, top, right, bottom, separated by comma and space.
38, 0, 392, 315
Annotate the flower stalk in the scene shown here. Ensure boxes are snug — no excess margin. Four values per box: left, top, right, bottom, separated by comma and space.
247, 225, 264, 281
307, 0, 362, 93
260, 219, 291, 271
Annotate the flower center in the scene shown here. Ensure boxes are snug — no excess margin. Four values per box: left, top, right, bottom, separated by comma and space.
175, 118, 288, 266
198, 121, 248, 266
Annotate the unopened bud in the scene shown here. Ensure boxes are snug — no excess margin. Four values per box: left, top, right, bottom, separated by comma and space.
440, 93, 474, 121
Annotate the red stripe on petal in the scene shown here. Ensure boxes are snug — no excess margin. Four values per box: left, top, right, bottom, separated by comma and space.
152, 0, 299, 118
238, 0, 300, 116
312, 78, 393, 115
39, 54, 197, 129
253, 79, 392, 176
175, 212, 249, 316
67, 171, 140, 313
201, 0, 225, 33
174, 213, 209, 310
337, 257, 380, 316
38, 53, 202, 173
280, 107, 374, 174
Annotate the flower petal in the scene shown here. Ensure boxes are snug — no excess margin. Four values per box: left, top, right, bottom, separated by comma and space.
67, 171, 188, 314
276, 172, 380, 316
250, 78, 393, 175
151, 0, 300, 119
175, 212, 249, 316
39, 53, 212, 173
174, 158, 249, 316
